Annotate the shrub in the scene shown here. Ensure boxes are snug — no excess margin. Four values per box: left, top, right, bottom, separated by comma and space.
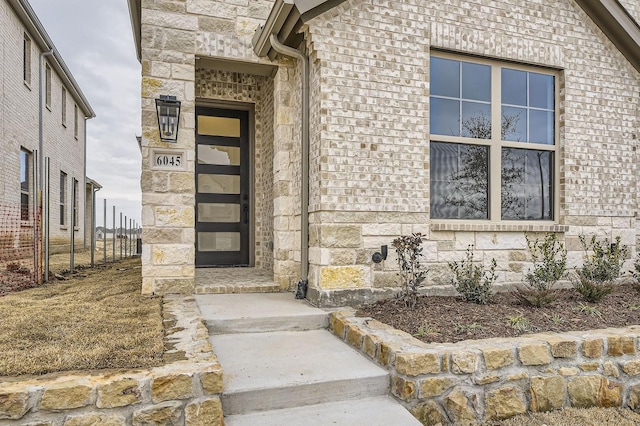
631, 252, 640, 293
514, 233, 566, 307
572, 235, 628, 303
392, 233, 427, 309
448, 245, 496, 305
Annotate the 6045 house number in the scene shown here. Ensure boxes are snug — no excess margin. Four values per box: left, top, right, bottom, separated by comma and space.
153, 153, 182, 169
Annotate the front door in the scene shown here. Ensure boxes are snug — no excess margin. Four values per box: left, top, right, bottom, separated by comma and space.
195, 107, 250, 266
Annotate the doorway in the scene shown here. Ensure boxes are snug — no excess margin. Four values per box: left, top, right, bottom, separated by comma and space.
195, 106, 250, 266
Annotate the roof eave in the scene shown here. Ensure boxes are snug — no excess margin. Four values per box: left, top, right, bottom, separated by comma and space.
252, 0, 346, 59
575, 0, 640, 73
128, 0, 142, 63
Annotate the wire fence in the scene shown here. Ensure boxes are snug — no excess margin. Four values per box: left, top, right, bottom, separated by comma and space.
0, 202, 40, 295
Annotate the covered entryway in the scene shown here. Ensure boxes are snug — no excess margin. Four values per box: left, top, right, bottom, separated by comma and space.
195, 106, 250, 267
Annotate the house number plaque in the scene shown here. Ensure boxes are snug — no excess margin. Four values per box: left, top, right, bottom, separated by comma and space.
151, 150, 186, 170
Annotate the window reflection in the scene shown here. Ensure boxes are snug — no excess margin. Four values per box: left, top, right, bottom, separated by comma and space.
501, 148, 552, 220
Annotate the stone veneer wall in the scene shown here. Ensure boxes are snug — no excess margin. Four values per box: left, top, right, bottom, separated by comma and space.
0, 296, 223, 425
299, 0, 640, 306
331, 310, 640, 424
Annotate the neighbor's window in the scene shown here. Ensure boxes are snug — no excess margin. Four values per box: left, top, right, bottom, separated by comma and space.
430, 54, 557, 221
74, 105, 78, 139
60, 172, 67, 226
61, 87, 67, 126
72, 178, 78, 228
23, 34, 31, 85
20, 149, 31, 221
45, 64, 52, 108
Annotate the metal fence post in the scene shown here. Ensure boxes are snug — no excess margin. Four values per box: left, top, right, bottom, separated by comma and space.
112, 206, 116, 262
103, 199, 107, 264
44, 157, 50, 281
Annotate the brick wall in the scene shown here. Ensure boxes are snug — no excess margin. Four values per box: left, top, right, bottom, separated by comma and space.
302, 0, 640, 304
0, 0, 88, 249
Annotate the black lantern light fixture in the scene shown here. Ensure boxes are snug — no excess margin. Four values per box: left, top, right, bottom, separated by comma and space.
155, 95, 181, 142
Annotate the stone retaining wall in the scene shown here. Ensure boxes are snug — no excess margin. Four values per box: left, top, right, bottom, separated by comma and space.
330, 310, 640, 425
0, 296, 223, 425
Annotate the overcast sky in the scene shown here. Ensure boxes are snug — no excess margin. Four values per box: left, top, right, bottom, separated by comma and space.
29, 0, 142, 228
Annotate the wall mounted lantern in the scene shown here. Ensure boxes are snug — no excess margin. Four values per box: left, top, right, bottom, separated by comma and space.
155, 95, 181, 142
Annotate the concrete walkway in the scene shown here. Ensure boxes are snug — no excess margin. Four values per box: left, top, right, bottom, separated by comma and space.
196, 293, 421, 425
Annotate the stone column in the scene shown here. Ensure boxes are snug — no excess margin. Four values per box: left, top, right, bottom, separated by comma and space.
139, 1, 197, 294
271, 64, 300, 290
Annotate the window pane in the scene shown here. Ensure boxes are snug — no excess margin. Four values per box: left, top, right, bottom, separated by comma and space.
462, 62, 491, 102
20, 151, 28, 191
461, 102, 491, 139
198, 116, 240, 137
529, 73, 554, 109
198, 203, 240, 223
501, 148, 553, 220
430, 57, 460, 98
21, 193, 29, 220
198, 232, 241, 252
502, 106, 527, 142
430, 142, 489, 219
198, 174, 240, 194
502, 69, 527, 106
198, 145, 241, 165
529, 110, 554, 144
430, 97, 460, 136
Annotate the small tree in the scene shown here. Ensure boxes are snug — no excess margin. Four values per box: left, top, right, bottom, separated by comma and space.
448, 245, 496, 305
392, 233, 428, 309
572, 235, 628, 302
631, 252, 640, 293
514, 233, 566, 307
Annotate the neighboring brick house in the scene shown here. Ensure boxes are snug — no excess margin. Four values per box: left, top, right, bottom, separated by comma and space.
128, 0, 640, 306
0, 0, 97, 253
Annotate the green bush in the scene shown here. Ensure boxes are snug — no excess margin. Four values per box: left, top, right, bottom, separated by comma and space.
631, 252, 640, 293
392, 233, 428, 309
572, 235, 628, 302
448, 245, 496, 305
514, 233, 566, 307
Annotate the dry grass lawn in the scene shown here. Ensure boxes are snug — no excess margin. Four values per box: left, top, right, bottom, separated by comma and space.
0, 257, 164, 377
487, 407, 640, 425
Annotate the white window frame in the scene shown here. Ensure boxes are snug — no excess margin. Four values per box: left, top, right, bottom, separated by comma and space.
61, 87, 67, 126
45, 63, 52, 109
74, 105, 79, 139
60, 171, 67, 227
429, 51, 560, 224
20, 148, 31, 221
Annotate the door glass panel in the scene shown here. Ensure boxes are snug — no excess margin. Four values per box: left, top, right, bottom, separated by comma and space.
198, 203, 240, 223
198, 116, 241, 137
198, 174, 240, 194
198, 145, 241, 165
198, 232, 241, 252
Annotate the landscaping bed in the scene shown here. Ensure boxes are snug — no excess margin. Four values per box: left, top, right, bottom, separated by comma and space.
358, 283, 640, 344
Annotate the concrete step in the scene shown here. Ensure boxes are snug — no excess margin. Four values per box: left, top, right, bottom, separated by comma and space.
224, 396, 423, 426
196, 293, 328, 334
210, 329, 390, 415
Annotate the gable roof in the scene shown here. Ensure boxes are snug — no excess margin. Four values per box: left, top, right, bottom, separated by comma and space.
6, 0, 95, 118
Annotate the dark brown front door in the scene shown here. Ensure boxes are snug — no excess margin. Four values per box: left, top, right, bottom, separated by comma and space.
195, 107, 250, 266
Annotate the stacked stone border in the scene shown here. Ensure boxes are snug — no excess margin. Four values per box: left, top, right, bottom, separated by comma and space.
330, 310, 640, 425
0, 296, 223, 425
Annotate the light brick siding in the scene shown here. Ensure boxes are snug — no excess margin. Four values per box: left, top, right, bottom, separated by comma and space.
619, 0, 640, 24
0, 0, 89, 249
303, 0, 639, 303
137, 0, 640, 303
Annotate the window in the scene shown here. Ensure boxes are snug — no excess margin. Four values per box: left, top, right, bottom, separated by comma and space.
74, 105, 78, 138
23, 34, 31, 85
60, 172, 67, 226
61, 87, 67, 126
72, 178, 79, 228
20, 149, 31, 221
429, 54, 557, 221
45, 64, 52, 108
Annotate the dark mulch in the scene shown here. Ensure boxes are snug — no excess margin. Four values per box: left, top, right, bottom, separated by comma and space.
357, 284, 640, 344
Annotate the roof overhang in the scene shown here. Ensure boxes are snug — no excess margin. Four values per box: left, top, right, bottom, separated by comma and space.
6, 0, 95, 118
128, 0, 142, 62
252, 0, 346, 60
575, 0, 640, 73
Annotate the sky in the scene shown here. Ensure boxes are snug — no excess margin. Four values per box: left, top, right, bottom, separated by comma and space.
28, 0, 142, 228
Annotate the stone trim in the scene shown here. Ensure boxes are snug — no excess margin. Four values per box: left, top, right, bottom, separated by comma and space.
330, 310, 640, 423
431, 223, 569, 233
0, 296, 223, 425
